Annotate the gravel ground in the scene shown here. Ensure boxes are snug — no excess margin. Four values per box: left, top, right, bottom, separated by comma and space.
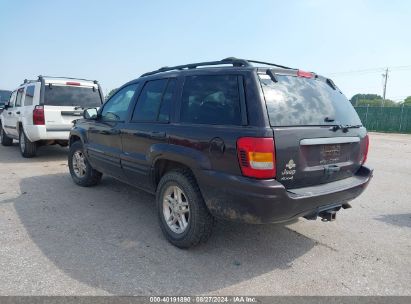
0, 132, 410, 295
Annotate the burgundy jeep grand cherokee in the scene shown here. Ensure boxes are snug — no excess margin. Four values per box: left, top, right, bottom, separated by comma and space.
68, 58, 372, 248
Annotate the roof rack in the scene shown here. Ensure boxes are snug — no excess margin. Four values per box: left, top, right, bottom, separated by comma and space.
21, 79, 38, 85
140, 57, 253, 77
38, 75, 98, 83
140, 57, 297, 77
245, 59, 295, 70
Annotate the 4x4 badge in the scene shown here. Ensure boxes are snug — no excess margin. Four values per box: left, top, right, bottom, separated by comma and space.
286, 159, 296, 170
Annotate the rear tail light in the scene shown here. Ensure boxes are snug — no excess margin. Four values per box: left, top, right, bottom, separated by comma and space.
33, 105, 45, 125
237, 137, 276, 179
361, 134, 369, 164
297, 70, 314, 78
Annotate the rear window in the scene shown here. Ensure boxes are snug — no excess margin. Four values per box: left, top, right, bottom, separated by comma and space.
259, 74, 362, 126
44, 85, 102, 107
180, 75, 241, 125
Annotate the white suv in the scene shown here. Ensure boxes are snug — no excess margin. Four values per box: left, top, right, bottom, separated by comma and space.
0, 76, 103, 157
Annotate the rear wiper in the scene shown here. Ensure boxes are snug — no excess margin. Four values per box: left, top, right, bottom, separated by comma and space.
330, 124, 362, 132
326, 78, 337, 90
266, 69, 278, 82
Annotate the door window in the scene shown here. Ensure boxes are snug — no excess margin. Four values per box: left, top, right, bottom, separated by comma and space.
101, 84, 138, 121
24, 85, 35, 106
15, 88, 24, 107
131, 79, 168, 122
180, 75, 242, 125
8, 91, 17, 108
158, 79, 177, 122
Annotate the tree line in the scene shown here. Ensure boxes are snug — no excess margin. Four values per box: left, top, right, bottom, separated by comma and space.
350, 94, 411, 107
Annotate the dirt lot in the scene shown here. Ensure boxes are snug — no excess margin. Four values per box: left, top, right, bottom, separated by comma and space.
0, 132, 410, 295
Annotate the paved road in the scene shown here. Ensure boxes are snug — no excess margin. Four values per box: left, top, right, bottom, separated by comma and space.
0, 133, 410, 295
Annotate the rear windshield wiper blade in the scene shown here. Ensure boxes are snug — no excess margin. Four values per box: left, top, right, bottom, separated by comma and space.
330, 124, 362, 132
266, 69, 278, 82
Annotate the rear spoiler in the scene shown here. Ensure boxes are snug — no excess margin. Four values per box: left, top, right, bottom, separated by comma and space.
260, 68, 338, 90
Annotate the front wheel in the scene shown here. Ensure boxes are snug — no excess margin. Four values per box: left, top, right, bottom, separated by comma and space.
19, 130, 37, 158
156, 169, 214, 248
68, 140, 102, 187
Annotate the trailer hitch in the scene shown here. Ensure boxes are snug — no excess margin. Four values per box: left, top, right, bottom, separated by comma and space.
319, 210, 337, 222
304, 203, 351, 222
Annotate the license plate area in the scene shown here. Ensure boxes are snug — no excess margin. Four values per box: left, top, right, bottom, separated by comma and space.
320, 144, 341, 165
302, 144, 348, 167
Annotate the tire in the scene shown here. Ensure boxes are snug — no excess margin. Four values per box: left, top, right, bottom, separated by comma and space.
68, 140, 102, 187
19, 130, 37, 157
156, 169, 214, 248
0, 124, 13, 146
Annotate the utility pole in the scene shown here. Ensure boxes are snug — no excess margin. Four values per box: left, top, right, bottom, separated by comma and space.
382, 68, 389, 107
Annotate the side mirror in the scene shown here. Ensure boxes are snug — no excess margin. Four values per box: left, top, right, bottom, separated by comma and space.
83, 108, 98, 120
3, 102, 9, 110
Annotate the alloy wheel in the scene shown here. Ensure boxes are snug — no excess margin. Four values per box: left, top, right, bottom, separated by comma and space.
72, 150, 87, 178
163, 185, 190, 234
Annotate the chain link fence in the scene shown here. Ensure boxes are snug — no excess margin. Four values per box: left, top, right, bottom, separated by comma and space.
354, 106, 411, 133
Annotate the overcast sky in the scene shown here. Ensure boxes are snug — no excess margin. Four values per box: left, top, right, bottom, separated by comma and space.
1, 0, 410, 100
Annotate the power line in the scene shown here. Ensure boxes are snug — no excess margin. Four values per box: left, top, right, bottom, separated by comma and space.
328, 65, 411, 76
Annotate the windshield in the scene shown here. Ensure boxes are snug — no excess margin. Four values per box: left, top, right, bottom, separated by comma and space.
0, 90, 12, 103
259, 74, 362, 127
44, 85, 102, 107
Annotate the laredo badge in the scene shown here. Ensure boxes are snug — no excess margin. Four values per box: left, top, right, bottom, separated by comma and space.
281, 159, 297, 181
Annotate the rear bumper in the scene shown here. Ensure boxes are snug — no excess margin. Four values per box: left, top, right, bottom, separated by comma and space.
24, 125, 70, 142
197, 166, 373, 224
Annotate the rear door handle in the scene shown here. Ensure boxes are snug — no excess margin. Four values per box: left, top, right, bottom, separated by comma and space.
16, 111, 20, 114
8, 112, 12, 115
